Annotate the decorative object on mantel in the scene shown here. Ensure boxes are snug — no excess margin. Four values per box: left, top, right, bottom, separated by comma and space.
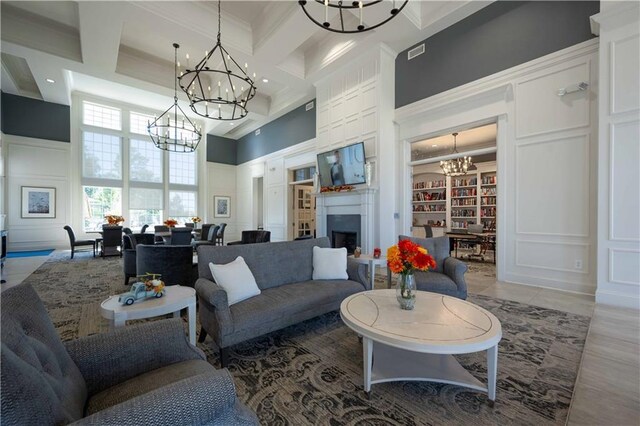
105, 214, 125, 225
298, 0, 409, 34
354, 247, 362, 258
440, 132, 474, 177
164, 218, 178, 227
178, 0, 257, 121
320, 184, 355, 193
191, 216, 201, 228
147, 43, 202, 152
118, 274, 165, 306
387, 239, 436, 310
365, 162, 372, 187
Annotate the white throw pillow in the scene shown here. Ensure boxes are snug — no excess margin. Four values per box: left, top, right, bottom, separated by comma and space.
312, 246, 348, 280
208, 256, 261, 306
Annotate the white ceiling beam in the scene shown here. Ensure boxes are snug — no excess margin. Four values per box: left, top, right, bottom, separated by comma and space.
26, 58, 71, 105
1, 64, 22, 97
77, 2, 127, 73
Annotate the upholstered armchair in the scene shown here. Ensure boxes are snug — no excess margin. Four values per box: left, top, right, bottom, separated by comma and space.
136, 244, 196, 287
399, 235, 468, 299
193, 225, 220, 248
122, 233, 156, 285
0, 284, 258, 426
227, 230, 271, 245
168, 227, 194, 245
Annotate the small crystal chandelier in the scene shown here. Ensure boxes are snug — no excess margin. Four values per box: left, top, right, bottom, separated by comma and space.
298, 0, 409, 34
147, 43, 202, 152
440, 133, 473, 177
178, 0, 257, 121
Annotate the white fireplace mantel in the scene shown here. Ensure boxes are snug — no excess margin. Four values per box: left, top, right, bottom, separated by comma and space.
316, 187, 377, 253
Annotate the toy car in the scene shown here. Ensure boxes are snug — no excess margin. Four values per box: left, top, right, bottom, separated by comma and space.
119, 274, 165, 305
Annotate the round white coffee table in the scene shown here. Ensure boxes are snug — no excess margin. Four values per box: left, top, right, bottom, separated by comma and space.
340, 289, 502, 402
348, 254, 390, 289
100, 285, 196, 345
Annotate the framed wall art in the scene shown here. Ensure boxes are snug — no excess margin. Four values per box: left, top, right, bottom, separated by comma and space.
21, 186, 56, 218
214, 196, 230, 218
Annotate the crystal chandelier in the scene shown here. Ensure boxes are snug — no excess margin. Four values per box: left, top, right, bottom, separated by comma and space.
298, 0, 409, 34
147, 43, 202, 152
440, 133, 473, 177
178, 0, 257, 121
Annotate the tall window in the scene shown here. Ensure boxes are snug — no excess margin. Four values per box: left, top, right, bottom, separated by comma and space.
79, 99, 200, 231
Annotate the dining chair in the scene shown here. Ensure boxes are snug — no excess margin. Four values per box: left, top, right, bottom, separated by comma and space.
154, 225, 170, 244
169, 227, 193, 245
216, 223, 227, 246
100, 225, 123, 257
63, 225, 96, 259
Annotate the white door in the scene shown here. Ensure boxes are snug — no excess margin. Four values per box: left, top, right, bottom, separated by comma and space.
293, 185, 315, 238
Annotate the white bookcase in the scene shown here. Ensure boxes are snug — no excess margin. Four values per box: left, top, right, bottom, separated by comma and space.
412, 161, 496, 237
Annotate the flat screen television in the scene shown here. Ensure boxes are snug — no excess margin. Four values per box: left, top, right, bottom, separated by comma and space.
317, 142, 366, 188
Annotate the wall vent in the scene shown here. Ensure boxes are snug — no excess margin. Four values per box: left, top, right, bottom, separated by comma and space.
255, 128, 261, 136
407, 44, 425, 60
305, 101, 315, 111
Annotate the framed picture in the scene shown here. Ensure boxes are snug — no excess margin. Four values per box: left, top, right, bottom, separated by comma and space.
214, 196, 231, 218
21, 186, 56, 218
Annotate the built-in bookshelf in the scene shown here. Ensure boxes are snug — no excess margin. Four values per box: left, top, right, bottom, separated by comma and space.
412, 162, 497, 235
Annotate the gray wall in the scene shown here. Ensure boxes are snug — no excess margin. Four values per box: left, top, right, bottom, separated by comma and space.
237, 101, 316, 164
395, 1, 599, 108
206, 134, 237, 165
1, 92, 71, 142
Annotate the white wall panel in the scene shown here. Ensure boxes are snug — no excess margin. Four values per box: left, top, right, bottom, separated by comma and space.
609, 249, 640, 285
610, 120, 640, 241
266, 186, 284, 226
516, 240, 589, 274
611, 34, 640, 114
515, 62, 590, 138
516, 135, 590, 237
266, 158, 284, 186
207, 162, 238, 241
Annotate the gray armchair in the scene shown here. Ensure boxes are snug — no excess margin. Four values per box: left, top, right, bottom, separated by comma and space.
0, 283, 258, 426
136, 244, 196, 287
123, 233, 156, 285
399, 235, 468, 299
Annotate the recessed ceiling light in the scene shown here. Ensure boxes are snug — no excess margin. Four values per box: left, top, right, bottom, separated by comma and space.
262, 78, 269, 83
229, 123, 234, 126
45, 78, 55, 83
432, 144, 438, 147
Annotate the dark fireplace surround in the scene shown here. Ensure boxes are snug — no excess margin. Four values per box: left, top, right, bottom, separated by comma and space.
327, 214, 361, 254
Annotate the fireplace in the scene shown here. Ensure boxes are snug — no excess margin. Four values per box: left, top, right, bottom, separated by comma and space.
327, 214, 360, 254
332, 231, 358, 254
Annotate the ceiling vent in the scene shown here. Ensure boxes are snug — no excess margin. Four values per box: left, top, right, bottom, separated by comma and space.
305, 101, 315, 111
407, 44, 425, 60
255, 129, 261, 136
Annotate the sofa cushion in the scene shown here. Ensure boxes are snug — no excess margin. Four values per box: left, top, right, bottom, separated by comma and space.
197, 237, 331, 290
413, 271, 459, 297
399, 235, 449, 273
86, 359, 215, 415
1, 284, 88, 425
230, 280, 365, 334
312, 247, 348, 280
208, 257, 261, 306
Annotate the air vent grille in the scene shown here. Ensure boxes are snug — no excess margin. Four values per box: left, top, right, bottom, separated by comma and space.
255, 129, 261, 136
408, 44, 425, 60
305, 101, 315, 111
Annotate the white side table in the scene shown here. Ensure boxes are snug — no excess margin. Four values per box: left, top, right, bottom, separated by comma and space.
100, 285, 196, 345
348, 254, 390, 289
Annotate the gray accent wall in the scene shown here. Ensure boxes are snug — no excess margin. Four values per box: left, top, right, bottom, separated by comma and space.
395, 1, 599, 108
236, 101, 316, 164
1, 92, 71, 142
206, 134, 237, 165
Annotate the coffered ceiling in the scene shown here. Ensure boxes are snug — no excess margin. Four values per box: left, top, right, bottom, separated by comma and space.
1, 0, 492, 139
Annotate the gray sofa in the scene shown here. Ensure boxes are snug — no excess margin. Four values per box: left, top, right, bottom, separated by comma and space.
399, 235, 468, 299
196, 237, 369, 366
1, 283, 257, 425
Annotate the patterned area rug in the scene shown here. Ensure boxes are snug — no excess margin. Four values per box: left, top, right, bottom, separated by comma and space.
21, 251, 589, 425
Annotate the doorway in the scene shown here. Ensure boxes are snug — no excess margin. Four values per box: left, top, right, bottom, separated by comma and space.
409, 123, 498, 272
287, 165, 316, 240
253, 177, 263, 230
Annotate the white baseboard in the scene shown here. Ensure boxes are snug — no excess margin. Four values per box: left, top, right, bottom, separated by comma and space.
503, 272, 596, 295
596, 290, 640, 310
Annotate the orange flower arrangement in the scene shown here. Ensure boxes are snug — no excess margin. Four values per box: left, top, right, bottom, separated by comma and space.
164, 218, 178, 227
190, 216, 202, 223
105, 214, 125, 225
387, 239, 436, 276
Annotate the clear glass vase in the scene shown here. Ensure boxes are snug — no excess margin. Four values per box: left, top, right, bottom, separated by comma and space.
396, 272, 416, 310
